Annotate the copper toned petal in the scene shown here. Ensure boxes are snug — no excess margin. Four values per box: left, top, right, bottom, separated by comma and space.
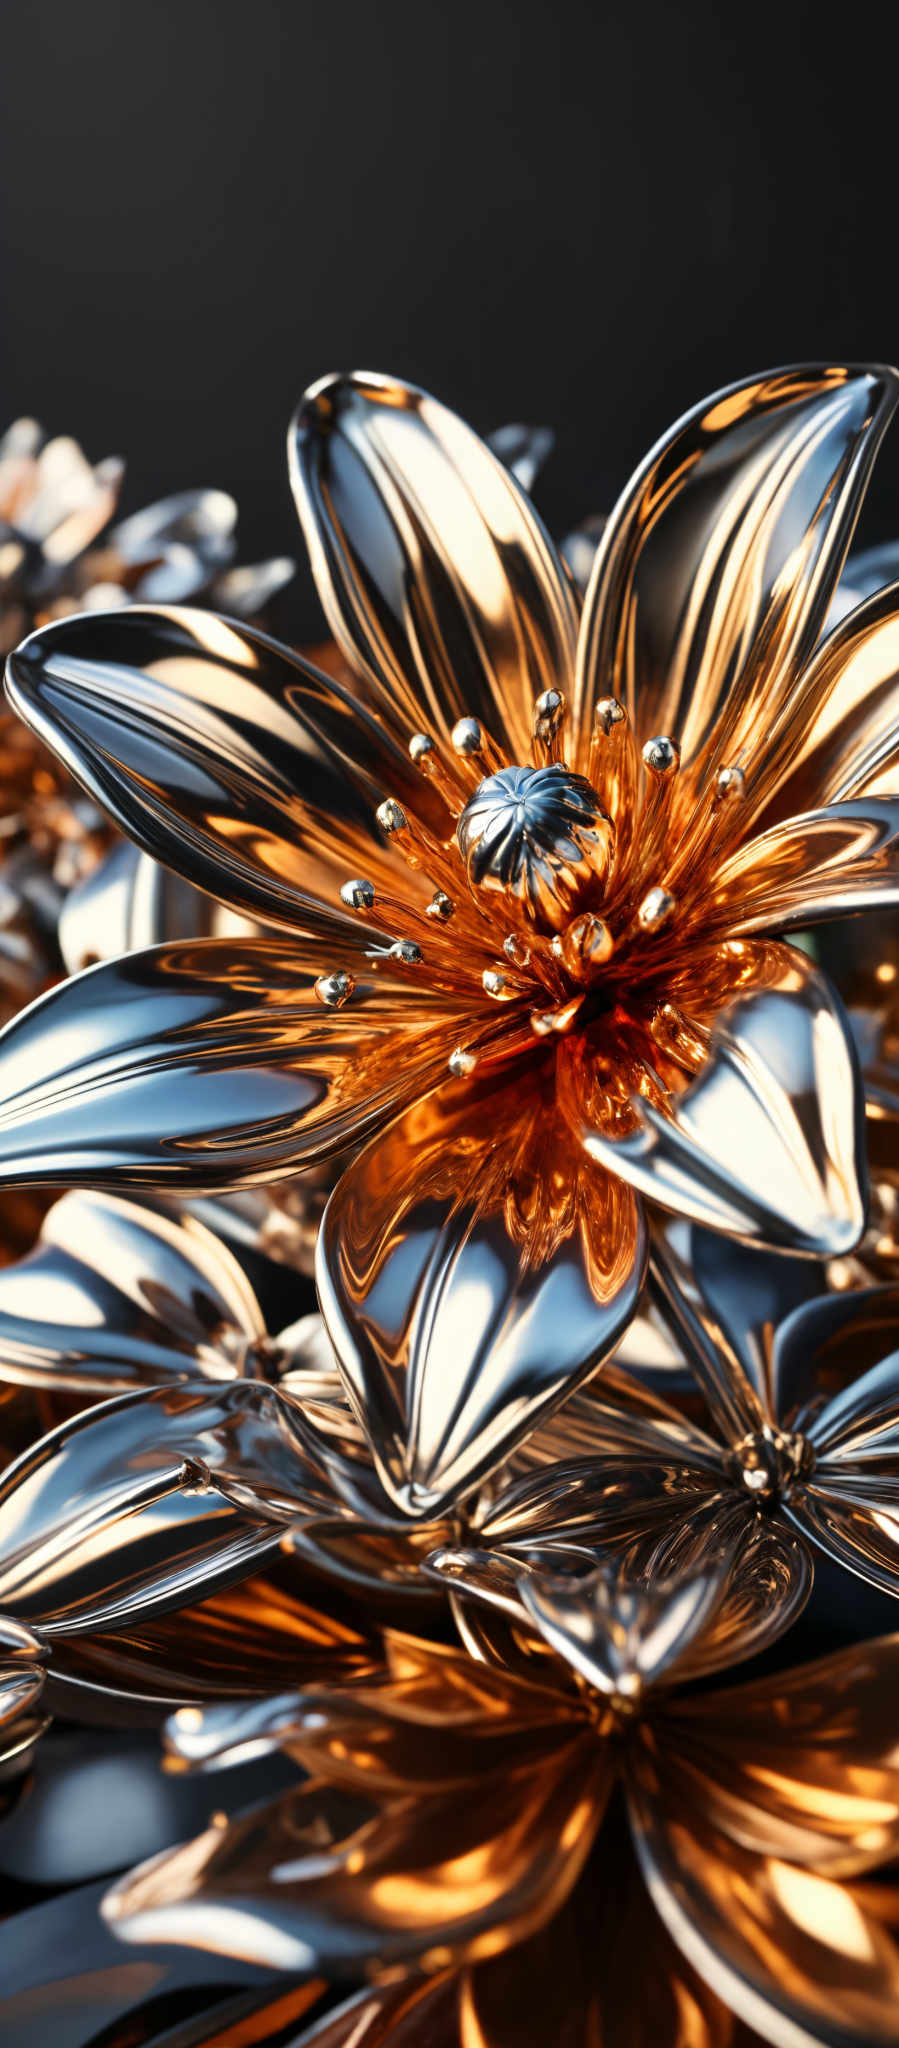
0, 1381, 326, 1632
317, 1067, 647, 1517
747, 583, 899, 833
289, 371, 579, 757
573, 364, 899, 776
48, 1553, 378, 1712
0, 938, 465, 1190
659, 1635, 899, 1878
628, 1782, 899, 2048
104, 1734, 609, 1977
561, 941, 866, 1255
709, 798, 899, 937
0, 1190, 266, 1393
5, 604, 450, 938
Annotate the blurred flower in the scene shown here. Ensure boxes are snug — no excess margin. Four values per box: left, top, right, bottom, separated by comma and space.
103, 1556, 899, 2048
0, 416, 294, 1026
0, 1614, 47, 1802
3, 365, 899, 1518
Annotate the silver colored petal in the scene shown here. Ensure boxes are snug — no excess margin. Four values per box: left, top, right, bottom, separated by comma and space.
0, 1382, 318, 1632
567, 947, 867, 1255
712, 797, 899, 935
58, 839, 218, 976
0, 938, 462, 1191
0, 1190, 265, 1393
486, 422, 555, 494
316, 1074, 647, 1519
290, 370, 579, 757
5, 604, 449, 940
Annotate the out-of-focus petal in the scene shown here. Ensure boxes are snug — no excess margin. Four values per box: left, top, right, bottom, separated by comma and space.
561, 941, 866, 1256
659, 1634, 899, 1877
486, 422, 555, 494
317, 1068, 646, 1517
629, 1779, 899, 2048
0, 1191, 266, 1393
708, 798, 899, 936
289, 372, 579, 758
103, 1729, 609, 1977
0, 1381, 322, 1632
0, 938, 467, 1191
5, 605, 451, 939
58, 840, 219, 977
47, 1553, 378, 1712
573, 364, 899, 779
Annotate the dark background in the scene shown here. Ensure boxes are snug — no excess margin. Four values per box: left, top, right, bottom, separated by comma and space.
2, 0, 898, 638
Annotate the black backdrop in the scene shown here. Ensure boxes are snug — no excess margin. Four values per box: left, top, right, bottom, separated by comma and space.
2, 0, 899, 638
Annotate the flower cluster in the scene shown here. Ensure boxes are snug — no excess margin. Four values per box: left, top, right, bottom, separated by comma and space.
1, 364, 899, 2046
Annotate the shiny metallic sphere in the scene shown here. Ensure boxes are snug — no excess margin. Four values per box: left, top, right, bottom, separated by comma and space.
457, 763, 612, 933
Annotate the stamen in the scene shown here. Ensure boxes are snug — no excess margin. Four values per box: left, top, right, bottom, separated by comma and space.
530, 994, 586, 1037
715, 763, 746, 802
482, 967, 519, 1001
588, 697, 637, 876
388, 938, 422, 965
451, 717, 506, 784
637, 886, 676, 932
375, 794, 454, 882
409, 732, 468, 814
340, 878, 376, 912
551, 913, 614, 978
449, 1046, 478, 1078
637, 735, 681, 882
426, 889, 455, 921
314, 970, 355, 1009
504, 933, 531, 969
532, 688, 567, 767
650, 1000, 710, 1071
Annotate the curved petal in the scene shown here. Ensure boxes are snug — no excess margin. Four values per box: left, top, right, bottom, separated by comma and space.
708, 798, 899, 936
629, 1778, 899, 2048
561, 942, 867, 1255
779, 1344, 899, 1599
58, 840, 219, 977
574, 363, 899, 774
649, 1216, 827, 1436
773, 1284, 899, 1426
0, 937, 466, 1191
317, 1067, 647, 1517
748, 583, 899, 832
46, 1553, 378, 1712
103, 1737, 609, 1977
660, 1634, 899, 1876
289, 371, 579, 757
5, 604, 451, 940
0, 1191, 266, 1393
0, 1381, 324, 1632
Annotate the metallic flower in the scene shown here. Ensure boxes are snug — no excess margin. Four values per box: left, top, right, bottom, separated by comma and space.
4, 365, 899, 1505
0, 1613, 48, 1803
0, 416, 294, 1027
426, 1215, 899, 1613
102, 1557, 899, 2047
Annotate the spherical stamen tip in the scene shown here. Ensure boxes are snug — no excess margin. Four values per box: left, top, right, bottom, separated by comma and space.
314, 969, 356, 1009
504, 933, 531, 968
449, 1046, 478, 1078
551, 913, 614, 975
482, 966, 516, 1000
376, 798, 407, 834
409, 732, 435, 764
594, 696, 626, 737
533, 688, 567, 739
642, 735, 680, 776
452, 717, 484, 758
715, 763, 746, 801
637, 886, 676, 932
340, 877, 376, 912
426, 889, 454, 921
388, 938, 422, 965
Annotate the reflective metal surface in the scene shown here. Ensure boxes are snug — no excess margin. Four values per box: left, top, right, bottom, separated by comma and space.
102, 1564, 899, 2046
